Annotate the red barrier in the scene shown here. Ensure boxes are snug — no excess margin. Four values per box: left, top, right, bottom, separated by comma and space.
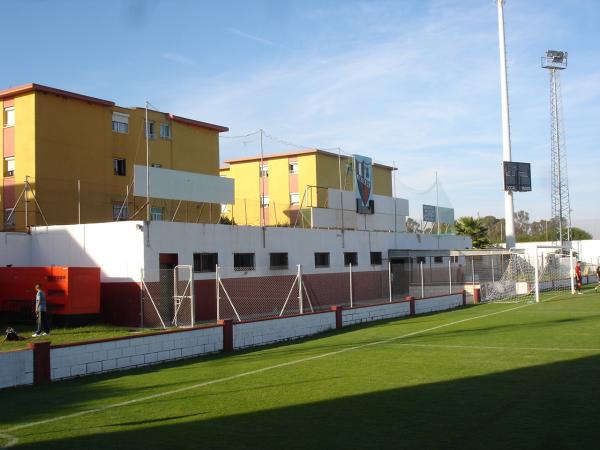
0, 267, 100, 315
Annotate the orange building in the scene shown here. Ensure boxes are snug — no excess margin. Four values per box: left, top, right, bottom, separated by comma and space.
1, 83, 228, 230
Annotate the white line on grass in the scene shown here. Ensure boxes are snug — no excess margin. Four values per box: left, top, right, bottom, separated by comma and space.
0, 302, 532, 448
393, 343, 600, 353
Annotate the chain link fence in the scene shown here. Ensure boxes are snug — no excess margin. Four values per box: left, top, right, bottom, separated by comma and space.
141, 265, 194, 328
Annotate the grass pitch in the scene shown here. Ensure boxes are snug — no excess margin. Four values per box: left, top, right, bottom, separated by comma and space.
1, 287, 600, 449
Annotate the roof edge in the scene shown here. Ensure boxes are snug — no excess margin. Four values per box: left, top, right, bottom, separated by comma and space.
0, 83, 115, 106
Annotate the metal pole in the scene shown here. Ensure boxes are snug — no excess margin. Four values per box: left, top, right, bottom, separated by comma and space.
259, 129, 264, 227
388, 260, 393, 303
435, 171, 440, 235
77, 179, 81, 224
534, 247, 540, 303
448, 259, 452, 294
471, 256, 475, 287
140, 268, 144, 328
569, 249, 575, 295
349, 263, 353, 308
298, 264, 303, 314
338, 148, 345, 247
216, 265, 220, 321
190, 266, 195, 326
24, 176, 29, 228
145, 101, 150, 222
496, 0, 516, 249
491, 258, 495, 284
551, 70, 564, 246
420, 261, 424, 298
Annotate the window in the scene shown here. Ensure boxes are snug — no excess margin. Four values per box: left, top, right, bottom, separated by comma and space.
151, 207, 164, 221
416, 256, 426, 264
111, 112, 129, 133
270, 253, 288, 270
112, 204, 128, 220
144, 121, 155, 139
151, 163, 162, 168
260, 196, 269, 208
234, 253, 255, 270
259, 164, 268, 177
4, 157, 15, 177
290, 193, 300, 205
113, 158, 126, 176
289, 162, 298, 173
370, 252, 382, 265
434, 256, 444, 264
3, 107, 15, 127
193, 253, 218, 273
344, 252, 358, 266
4, 208, 15, 228
314, 252, 330, 268
160, 123, 171, 139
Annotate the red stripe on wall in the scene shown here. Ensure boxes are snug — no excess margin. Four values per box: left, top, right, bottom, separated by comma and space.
3, 126, 14, 157
3, 177, 15, 207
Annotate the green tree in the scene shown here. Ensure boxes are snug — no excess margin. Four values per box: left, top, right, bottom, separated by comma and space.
455, 216, 490, 248
571, 227, 592, 240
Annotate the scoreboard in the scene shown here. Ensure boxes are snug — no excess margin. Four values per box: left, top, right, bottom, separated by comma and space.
503, 161, 531, 192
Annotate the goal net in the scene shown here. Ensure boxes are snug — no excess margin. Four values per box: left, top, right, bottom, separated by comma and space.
481, 247, 575, 304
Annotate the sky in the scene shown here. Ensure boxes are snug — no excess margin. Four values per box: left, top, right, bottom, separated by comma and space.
2, 0, 599, 236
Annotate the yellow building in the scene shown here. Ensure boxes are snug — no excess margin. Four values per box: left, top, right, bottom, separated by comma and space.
220, 149, 395, 227
1, 83, 228, 230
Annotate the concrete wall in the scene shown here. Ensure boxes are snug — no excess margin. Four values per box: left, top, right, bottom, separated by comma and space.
144, 221, 471, 281
30, 222, 144, 282
516, 240, 600, 266
233, 312, 336, 349
0, 349, 33, 389
342, 301, 411, 326
50, 326, 222, 381
0, 232, 31, 266
414, 294, 464, 314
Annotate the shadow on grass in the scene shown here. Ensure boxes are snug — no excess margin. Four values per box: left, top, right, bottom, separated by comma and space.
13, 354, 600, 450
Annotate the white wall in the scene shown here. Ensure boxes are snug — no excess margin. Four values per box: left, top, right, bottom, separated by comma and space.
50, 326, 222, 381
0, 350, 33, 389
30, 222, 145, 282
414, 294, 463, 314
516, 240, 600, 266
144, 222, 471, 281
342, 302, 411, 326
233, 312, 336, 349
0, 232, 31, 266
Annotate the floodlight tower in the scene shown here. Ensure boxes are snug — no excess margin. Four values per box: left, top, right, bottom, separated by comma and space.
541, 50, 571, 245
496, 0, 516, 249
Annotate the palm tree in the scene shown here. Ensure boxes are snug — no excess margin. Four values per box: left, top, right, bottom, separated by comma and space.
455, 216, 490, 249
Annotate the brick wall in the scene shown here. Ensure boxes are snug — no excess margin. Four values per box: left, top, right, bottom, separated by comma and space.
414, 294, 463, 315
233, 311, 336, 350
0, 349, 33, 389
342, 301, 411, 326
50, 326, 223, 381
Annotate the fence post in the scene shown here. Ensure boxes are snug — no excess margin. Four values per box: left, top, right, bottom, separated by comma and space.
471, 256, 475, 287
298, 264, 303, 314
140, 268, 144, 328
420, 261, 424, 298
569, 249, 575, 295
190, 266, 195, 326
349, 263, 353, 308
448, 260, 452, 294
388, 260, 392, 303
491, 258, 495, 284
216, 265, 220, 321
534, 247, 540, 303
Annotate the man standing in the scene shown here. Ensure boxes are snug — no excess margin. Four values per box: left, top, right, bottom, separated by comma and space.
574, 261, 583, 295
32, 284, 50, 337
